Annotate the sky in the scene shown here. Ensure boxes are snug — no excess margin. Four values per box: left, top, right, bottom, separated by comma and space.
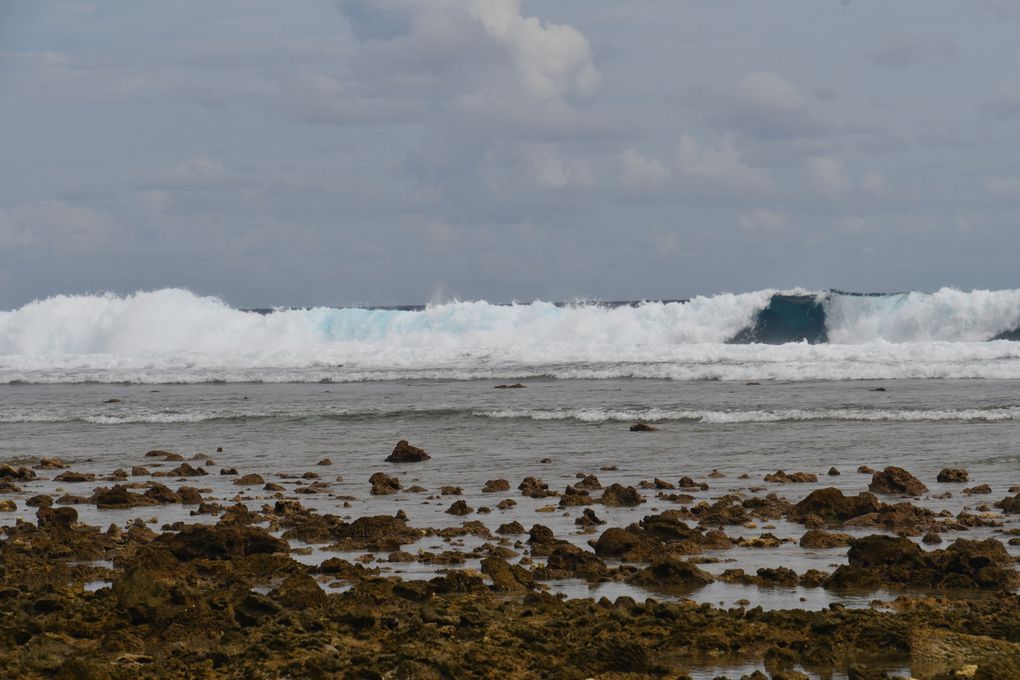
1, 0, 1019, 308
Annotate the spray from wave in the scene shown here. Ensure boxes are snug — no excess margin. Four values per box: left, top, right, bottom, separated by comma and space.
1, 287, 1020, 383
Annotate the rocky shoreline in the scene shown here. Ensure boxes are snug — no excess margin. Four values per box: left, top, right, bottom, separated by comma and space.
2, 446, 1019, 679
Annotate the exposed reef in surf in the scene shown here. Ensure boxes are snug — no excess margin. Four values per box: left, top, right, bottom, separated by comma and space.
1, 447, 1019, 678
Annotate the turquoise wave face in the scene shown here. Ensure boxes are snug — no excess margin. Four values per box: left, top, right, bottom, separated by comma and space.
1, 287, 1020, 384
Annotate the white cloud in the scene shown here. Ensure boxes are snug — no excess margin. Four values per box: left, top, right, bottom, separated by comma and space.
676, 135, 772, 195
806, 157, 851, 197
738, 208, 790, 233
618, 149, 671, 189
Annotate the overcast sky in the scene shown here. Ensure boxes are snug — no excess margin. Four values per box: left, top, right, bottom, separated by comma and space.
2, 1, 1019, 308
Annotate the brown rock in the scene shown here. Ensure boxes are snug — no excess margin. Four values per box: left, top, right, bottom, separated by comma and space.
869, 466, 928, 495
369, 472, 401, 495
799, 529, 852, 549
233, 473, 265, 486
937, 468, 969, 483
161, 523, 289, 561
386, 439, 431, 463
145, 450, 185, 461
167, 463, 206, 477
963, 484, 992, 496
445, 500, 473, 515
594, 527, 643, 557
764, 470, 818, 483
599, 483, 644, 507
628, 556, 714, 590
482, 479, 510, 492
94, 485, 158, 509
792, 488, 881, 523
53, 471, 95, 483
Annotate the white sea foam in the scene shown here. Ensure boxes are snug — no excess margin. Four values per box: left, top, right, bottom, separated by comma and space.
2, 288, 1020, 383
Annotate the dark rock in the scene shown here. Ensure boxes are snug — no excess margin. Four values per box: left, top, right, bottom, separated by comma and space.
764, 470, 818, 483
963, 484, 992, 496
937, 468, 968, 483
496, 521, 525, 535
482, 479, 510, 492
599, 483, 644, 507
519, 476, 555, 498
629, 422, 657, 432
792, 488, 881, 523
370, 472, 401, 495
161, 524, 289, 561
593, 527, 643, 557
628, 556, 714, 590
799, 529, 852, 549
36, 506, 78, 528
869, 466, 928, 496
233, 473, 264, 486
575, 508, 606, 527
446, 500, 473, 515
145, 450, 185, 461
386, 439, 431, 463
481, 555, 533, 591
94, 485, 157, 509
167, 463, 206, 477
53, 471, 95, 483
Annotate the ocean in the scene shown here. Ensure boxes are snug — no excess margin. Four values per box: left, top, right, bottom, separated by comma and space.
3, 287, 1020, 677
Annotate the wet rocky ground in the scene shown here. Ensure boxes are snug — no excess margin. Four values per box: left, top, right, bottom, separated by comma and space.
2, 443, 1020, 679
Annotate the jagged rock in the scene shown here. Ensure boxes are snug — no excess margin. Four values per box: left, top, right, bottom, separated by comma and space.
799, 529, 852, 549
995, 493, 1020, 513
764, 470, 818, 483
519, 477, 555, 498
370, 472, 401, 495
481, 555, 533, 591
937, 468, 969, 483
0, 464, 37, 480
628, 556, 714, 590
36, 506, 77, 528
827, 467, 841, 476
496, 521, 525, 535
53, 471, 95, 483
143, 483, 181, 504
0, 500, 16, 512
575, 508, 606, 527
167, 463, 206, 477
94, 485, 158, 509
791, 488, 881, 523
386, 440, 431, 463
593, 527, 644, 557
868, 466, 928, 496
445, 500, 473, 515
161, 524, 289, 561
145, 450, 185, 461
599, 484, 644, 507
827, 535, 1018, 590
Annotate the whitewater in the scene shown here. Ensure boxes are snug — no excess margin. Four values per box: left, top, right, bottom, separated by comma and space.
2, 287, 1020, 383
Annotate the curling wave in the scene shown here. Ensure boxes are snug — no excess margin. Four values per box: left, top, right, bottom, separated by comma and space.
1, 287, 1020, 383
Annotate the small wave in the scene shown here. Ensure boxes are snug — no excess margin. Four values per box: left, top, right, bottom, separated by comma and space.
473, 407, 1020, 424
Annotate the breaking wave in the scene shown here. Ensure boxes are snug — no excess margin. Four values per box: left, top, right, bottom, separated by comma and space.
1, 287, 1020, 383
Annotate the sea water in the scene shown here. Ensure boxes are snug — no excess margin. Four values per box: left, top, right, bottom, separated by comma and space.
2, 288, 1019, 678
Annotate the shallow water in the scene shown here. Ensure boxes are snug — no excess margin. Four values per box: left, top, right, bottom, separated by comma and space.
2, 377, 1019, 678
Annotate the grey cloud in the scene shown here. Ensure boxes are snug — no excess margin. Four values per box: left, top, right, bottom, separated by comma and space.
981, 88, 1020, 119
694, 72, 834, 140
868, 33, 957, 70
